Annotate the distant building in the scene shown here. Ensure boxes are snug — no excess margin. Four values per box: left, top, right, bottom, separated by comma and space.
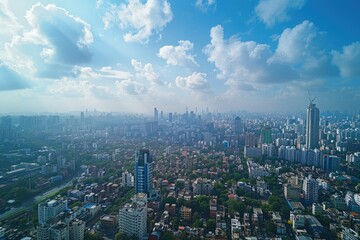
303, 175, 319, 204
321, 155, 340, 172
100, 213, 119, 238
69, 218, 85, 240
192, 178, 213, 195
50, 222, 69, 240
135, 149, 153, 194
306, 101, 320, 150
122, 171, 134, 188
119, 193, 147, 240
234, 116, 241, 134
38, 198, 68, 224
342, 227, 360, 240
180, 206, 192, 221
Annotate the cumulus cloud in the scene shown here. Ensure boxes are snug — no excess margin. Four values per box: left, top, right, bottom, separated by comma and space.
2, 3, 93, 78
332, 42, 360, 78
204, 25, 297, 90
175, 72, 210, 93
116, 79, 147, 95
104, 0, 173, 43
25, 3, 93, 64
271, 20, 336, 77
195, 0, 216, 12
255, 0, 306, 27
158, 40, 197, 66
131, 59, 160, 84
0, 64, 30, 91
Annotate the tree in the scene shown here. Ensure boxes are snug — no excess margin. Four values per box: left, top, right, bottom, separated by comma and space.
161, 231, 177, 240
175, 181, 185, 191
205, 219, 216, 233
84, 232, 104, 240
265, 220, 277, 236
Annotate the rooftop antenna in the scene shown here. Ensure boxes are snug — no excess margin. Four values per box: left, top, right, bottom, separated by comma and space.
307, 90, 316, 105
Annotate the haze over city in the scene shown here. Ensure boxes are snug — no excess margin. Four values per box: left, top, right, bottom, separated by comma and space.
0, 0, 359, 114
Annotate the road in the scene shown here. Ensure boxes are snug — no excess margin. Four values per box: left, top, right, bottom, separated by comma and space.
0, 178, 74, 222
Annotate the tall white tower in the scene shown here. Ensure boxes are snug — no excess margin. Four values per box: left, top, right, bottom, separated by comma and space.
119, 193, 147, 240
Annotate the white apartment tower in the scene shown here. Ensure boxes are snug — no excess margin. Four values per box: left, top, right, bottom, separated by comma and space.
38, 198, 68, 224
303, 175, 319, 204
119, 193, 147, 240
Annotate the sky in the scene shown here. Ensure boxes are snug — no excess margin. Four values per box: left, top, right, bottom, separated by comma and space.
0, 0, 359, 114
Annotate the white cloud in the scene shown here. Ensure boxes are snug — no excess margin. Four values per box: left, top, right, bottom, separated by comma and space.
255, 0, 306, 27
2, 3, 94, 78
195, 0, 216, 12
116, 79, 147, 95
271, 20, 336, 77
158, 40, 197, 66
71, 66, 132, 80
332, 42, 360, 78
131, 59, 160, 84
175, 72, 210, 93
104, 0, 173, 43
272, 20, 316, 64
0, 0, 22, 40
204, 25, 297, 90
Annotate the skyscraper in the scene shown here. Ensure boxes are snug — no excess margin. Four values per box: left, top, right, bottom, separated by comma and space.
154, 107, 158, 122
135, 149, 153, 194
306, 101, 320, 150
234, 116, 241, 134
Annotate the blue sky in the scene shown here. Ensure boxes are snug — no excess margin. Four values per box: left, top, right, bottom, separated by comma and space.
0, 0, 359, 114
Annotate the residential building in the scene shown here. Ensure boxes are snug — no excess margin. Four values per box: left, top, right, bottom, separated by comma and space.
119, 193, 147, 240
303, 175, 319, 204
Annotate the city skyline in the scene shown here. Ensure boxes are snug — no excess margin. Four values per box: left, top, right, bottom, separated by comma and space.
0, 0, 359, 114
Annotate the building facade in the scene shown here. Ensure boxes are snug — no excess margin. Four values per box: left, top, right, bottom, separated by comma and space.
135, 149, 153, 194
306, 102, 320, 150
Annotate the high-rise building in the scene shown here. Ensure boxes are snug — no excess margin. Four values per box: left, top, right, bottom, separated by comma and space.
154, 107, 158, 122
322, 155, 340, 172
234, 116, 241, 134
306, 101, 320, 150
119, 193, 147, 240
263, 126, 272, 144
302, 175, 319, 204
135, 149, 153, 194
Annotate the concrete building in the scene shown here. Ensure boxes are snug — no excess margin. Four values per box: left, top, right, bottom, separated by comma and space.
119, 193, 147, 240
192, 178, 213, 195
69, 218, 85, 240
180, 206, 192, 221
135, 149, 153, 194
122, 170, 134, 188
342, 227, 360, 240
38, 198, 68, 224
303, 175, 319, 204
306, 101, 319, 150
